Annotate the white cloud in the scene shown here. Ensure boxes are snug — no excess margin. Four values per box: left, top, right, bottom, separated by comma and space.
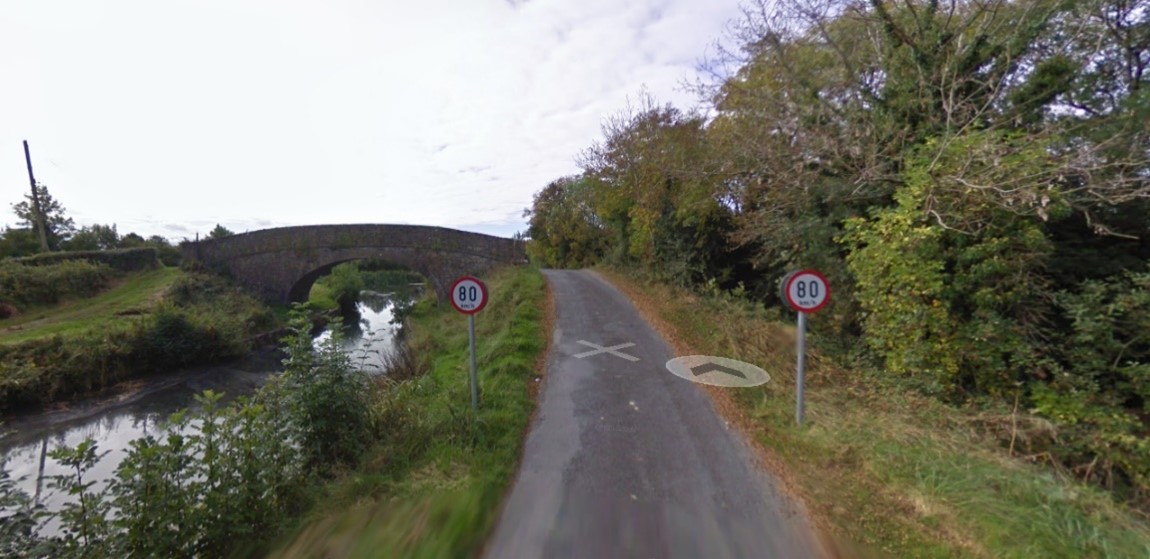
0, 0, 742, 241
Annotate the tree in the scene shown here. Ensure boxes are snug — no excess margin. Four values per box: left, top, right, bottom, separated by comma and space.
11, 184, 75, 251
524, 176, 608, 268
119, 232, 146, 248
576, 98, 738, 284
520, 0, 1150, 499
0, 227, 40, 259
63, 224, 120, 251
207, 224, 234, 239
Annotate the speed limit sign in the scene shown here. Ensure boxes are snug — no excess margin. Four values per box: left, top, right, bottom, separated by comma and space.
451, 276, 488, 412
783, 269, 830, 313
450, 276, 488, 314
781, 268, 830, 427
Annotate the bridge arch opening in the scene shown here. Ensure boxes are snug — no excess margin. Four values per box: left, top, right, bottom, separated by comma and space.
288, 258, 428, 305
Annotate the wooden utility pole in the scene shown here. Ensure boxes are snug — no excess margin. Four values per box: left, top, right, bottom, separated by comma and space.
22, 140, 50, 252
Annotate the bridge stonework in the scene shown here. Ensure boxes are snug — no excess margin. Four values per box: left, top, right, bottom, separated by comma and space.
181, 224, 526, 304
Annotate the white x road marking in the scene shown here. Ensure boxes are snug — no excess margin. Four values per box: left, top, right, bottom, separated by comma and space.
573, 340, 640, 362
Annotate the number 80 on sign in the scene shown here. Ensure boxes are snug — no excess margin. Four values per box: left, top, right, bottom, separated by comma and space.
783, 269, 830, 313
450, 276, 488, 314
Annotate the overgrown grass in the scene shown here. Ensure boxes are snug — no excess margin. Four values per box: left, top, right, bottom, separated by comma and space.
600, 268, 1150, 559
269, 265, 546, 559
0, 259, 116, 312
0, 267, 179, 344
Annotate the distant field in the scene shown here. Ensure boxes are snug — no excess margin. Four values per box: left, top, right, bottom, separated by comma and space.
0, 266, 180, 344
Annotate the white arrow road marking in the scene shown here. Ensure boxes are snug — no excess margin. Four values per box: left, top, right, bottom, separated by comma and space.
573, 340, 640, 362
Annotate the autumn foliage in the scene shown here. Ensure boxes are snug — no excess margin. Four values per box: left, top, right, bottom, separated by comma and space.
526, 0, 1150, 502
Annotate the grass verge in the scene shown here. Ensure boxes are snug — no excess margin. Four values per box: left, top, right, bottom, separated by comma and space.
599, 268, 1150, 559
269, 265, 548, 559
0, 266, 180, 344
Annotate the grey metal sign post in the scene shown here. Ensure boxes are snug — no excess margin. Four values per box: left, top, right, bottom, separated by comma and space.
782, 270, 830, 426
450, 276, 489, 413
795, 311, 807, 425
468, 313, 478, 411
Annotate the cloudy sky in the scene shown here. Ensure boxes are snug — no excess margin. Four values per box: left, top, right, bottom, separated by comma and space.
1, 0, 741, 240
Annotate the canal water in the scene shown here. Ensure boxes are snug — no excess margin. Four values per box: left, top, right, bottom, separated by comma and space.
0, 290, 406, 523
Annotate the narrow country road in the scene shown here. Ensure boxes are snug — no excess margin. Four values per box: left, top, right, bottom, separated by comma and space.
483, 270, 824, 559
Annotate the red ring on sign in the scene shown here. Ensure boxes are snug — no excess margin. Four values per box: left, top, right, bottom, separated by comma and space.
784, 269, 831, 313
449, 276, 488, 315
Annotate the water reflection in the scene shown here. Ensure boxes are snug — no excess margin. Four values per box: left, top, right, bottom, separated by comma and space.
314, 290, 404, 374
0, 292, 406, 525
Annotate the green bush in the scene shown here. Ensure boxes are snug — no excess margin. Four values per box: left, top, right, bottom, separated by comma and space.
280, 308, 372, 471
102, 390, 306, 557
841, 144, 1051, 398
316, 262, 365, 317
163, 272, 233, 307
13, 247, 159, 273
129, 306, 247, 371
0, 260, 115, 309
1029, 270, 1150, 498
1052, 271, 1150, 407
0, 389, 310, 558
0, 463, 47, 557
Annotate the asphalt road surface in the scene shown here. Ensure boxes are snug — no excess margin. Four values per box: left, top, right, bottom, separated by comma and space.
483, 270, 824, 559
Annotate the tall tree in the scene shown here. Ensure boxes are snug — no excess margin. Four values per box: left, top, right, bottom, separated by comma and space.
524, 176, 607, 268
577, 98, 736, 284
11, 184, 75, 251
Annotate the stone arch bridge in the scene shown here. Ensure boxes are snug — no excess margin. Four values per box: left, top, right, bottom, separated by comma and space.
181, 224, 526, 304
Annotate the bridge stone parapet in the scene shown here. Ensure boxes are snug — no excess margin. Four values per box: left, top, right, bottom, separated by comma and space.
181, 224, 525, 304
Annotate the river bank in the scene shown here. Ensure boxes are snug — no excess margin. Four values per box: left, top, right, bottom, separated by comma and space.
0, 290, 408, 542
0, 349, 281, 444
0, 268, 276, 414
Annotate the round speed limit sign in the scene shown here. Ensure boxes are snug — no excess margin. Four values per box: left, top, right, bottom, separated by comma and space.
450, 276, 488, 315
783, 269, 830, 313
